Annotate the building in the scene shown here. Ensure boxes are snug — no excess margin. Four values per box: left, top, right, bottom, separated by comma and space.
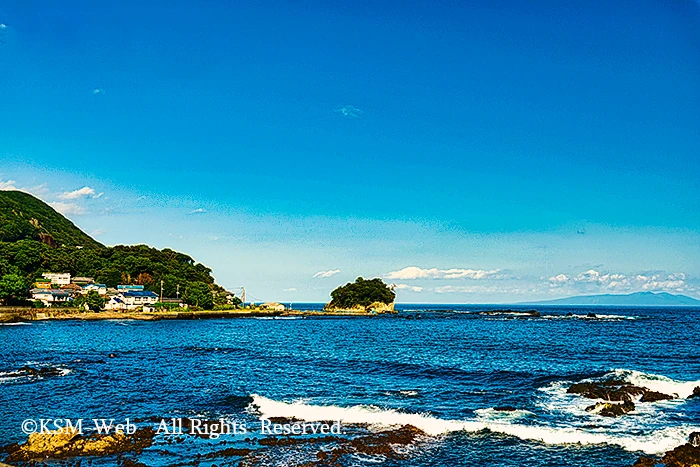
60, 283, 83, 294
117, 285, 145, 292
33, 279, 52, 289
31, 289, 71, 306
261, 302, 286, 312
82, 284, 107, 295
42, 273, 71, 286
104, 296, 126, 311
71, 277, 95, 285
114, 291, 159, 310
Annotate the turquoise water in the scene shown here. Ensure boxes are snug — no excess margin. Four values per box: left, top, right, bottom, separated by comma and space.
1, 305, 699, 466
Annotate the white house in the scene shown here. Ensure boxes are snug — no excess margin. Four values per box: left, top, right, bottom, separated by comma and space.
82, 284, 107, 295
105, 291, 158, 311
31, 288, 71, 306
42, 273, 71, 286
261, 302, 286, 312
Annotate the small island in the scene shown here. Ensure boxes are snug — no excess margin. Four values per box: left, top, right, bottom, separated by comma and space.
324, 277, 396, 314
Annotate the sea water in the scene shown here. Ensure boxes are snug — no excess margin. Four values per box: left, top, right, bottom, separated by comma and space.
1, 304, 699, 466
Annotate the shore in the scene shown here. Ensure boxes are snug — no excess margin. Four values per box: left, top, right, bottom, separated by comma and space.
0, 308, 390, 323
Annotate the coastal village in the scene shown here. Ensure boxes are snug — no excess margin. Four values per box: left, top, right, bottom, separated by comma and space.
28, 272, 287, 312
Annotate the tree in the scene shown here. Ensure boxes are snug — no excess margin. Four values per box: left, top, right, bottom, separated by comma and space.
183, 281, 214, 309
74, 290, 106, 312
0, 274, 28, 305
327, 277, 396, 310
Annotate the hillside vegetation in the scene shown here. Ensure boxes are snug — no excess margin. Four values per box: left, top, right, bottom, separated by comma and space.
0, 191, 103, 248
0, 191, 224, 305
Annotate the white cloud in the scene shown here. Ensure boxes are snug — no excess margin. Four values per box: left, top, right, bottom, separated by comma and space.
547, 269, 692, 294
59, 186, 97, 200
0, 179, 18, 190
393, 283, 423, 292
313, 269, 341, 278
283, 287, 298, 292
92, 88, 104, 95
335, 105, 363, 118
49, 202, 85, 216
548, 273, 570, 285
385, 266, 501, 280
188, 208, 207, 215
0, 24, 7, 30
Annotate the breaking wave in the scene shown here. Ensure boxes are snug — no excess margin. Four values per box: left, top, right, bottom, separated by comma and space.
249, 394, 697, 455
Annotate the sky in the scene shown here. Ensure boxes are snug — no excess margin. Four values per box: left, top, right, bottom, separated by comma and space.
1, 0, 699, 303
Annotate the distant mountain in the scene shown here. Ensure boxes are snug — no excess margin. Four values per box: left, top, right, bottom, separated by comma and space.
0, 190, 103, 249
523, 291, 700, 306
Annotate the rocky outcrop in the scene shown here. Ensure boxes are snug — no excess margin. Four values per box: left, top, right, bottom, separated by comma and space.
567, 380, 646, 402
632, 434, 700, 467
585, 400, 635, 417
568, 379, 675, 417
4, 428, 154, 462
479, 309, 541, 317
324, 301, 395, 314
690, 387, 700, 399
640, 391, 675, 403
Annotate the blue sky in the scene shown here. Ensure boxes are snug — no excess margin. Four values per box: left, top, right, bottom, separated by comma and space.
1, 0, 699, 303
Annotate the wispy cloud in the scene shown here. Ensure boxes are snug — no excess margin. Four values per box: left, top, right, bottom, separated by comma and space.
335, 105, 363, 118
393, 283, 424, 292
313, 269, 341, 278
283, 287, 298, 292
59, 186, 99, 200
0, 24, 6, 30
385, 266, 502, 280
0, 179, 18, 190
92, 88, 104, 95
188, 208, 207, 215
547, 269, 692, 294
49, 202, 86, 216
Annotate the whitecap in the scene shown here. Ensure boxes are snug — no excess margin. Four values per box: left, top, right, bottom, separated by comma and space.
248, 394, 698, 455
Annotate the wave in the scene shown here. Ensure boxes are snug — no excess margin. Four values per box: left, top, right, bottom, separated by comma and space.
0, 322, 31, 326
249, 394, 697, 455
610, 369, 700, 399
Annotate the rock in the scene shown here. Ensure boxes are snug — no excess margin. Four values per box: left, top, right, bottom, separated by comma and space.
479, 309, 540, 317
5, 427, 155, 462
586, 312, 597, 318
640, 391, 674, 403
690, 387, 700, 399
658, 443, 700, 466
567, 380, 645, 402
16, 366, 64, 378
349, 425, 424, 457
631, 439, 700, 467
585, 400, 635, 417
565, 312, 573, 317
493, 406, 517, 412
689, 432, 700, 448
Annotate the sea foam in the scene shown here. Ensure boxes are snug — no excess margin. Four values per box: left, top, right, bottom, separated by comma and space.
249, 394, 698, 455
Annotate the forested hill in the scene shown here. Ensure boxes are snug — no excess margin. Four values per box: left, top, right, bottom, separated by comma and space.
0, 190, 103, 248
0, 191, 219, 297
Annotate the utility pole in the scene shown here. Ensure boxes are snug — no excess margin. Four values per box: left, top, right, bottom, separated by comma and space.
242, 287, 246, 308
176, 284, 180, 300
160, 280, 164, 301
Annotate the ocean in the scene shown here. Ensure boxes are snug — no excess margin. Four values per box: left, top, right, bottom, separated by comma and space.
1, 304, 699, 466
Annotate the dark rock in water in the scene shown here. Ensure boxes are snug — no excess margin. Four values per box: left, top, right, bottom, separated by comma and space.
493, 406, 517, 412
565, 312, 573, 317
690, 386, 700, 399
640, 391, 674, 403
479, 309, 541, 317
349, 425, 424, 457
689, 432, 700, 448
585, 400, 635, 417
586, 312, 597, 318
5, 427, 155, 461
16, 366, 64, 378
632, 440, 700, 467
568, 380, 645, 402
